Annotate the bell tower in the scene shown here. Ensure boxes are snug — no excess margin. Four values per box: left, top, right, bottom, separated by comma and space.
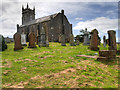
22, 3, 35, 25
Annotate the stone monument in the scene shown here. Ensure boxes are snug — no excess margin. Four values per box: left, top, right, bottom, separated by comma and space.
108, 30, 117, 51
28, 32, 37, 48
21, 32, 27, 46
69, 34, 76, 46
103, 35, 106, 47
14, 32, 23, 51
83, 28, 90, 45
61, 34, 66, 46
97, 50, 116, 61
89, 29, 99, 51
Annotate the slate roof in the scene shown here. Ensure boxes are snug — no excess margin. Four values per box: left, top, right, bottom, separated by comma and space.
20, 13, 58, 27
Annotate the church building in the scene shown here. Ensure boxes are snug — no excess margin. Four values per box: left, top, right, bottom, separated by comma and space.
17, 4, 73, 42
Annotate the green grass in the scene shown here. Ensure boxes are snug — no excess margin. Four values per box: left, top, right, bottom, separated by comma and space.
1, 42, 119, 88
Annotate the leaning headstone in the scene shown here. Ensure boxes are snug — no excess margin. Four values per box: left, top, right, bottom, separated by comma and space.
69, 34, 76, 46
108, 30, 117, 51
76, 40, 80, 45
14, 32, 23, 51
89, 29, 99, 51
28, 32, 37, 48
103, 35, 106, 47
21, 32, 27, 46
61, 34, 66, 46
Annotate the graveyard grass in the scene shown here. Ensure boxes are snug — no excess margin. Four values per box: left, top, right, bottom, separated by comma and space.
2, 42, 119, 88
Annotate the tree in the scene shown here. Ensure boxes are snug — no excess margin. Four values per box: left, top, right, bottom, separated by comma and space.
75, 28, 90, 42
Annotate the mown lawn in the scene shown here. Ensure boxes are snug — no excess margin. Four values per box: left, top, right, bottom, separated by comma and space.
1, 42, 119, 88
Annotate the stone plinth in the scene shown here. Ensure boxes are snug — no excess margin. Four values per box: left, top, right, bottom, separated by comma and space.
14, 33, 23, 51
97, 50, 116, 61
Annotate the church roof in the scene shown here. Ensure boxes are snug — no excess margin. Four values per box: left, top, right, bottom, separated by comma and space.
20, 13, 58, 27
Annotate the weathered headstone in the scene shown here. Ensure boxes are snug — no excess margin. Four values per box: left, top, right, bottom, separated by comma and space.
0, 35, 7, 51
108, 30, 117, 51
83, 29, 90, 45
69, 34, 76, 46
14, 33, 23, 51
21, 32, 27, 46
28, 32, 37, 48
89, 29, 99, 51
39, 27, 48, 47
58, 34, 62, 43
61, 34, 66, 46
103, 35, 106, 47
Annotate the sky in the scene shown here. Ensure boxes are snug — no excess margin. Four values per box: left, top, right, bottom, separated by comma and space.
0, 0, 120, 43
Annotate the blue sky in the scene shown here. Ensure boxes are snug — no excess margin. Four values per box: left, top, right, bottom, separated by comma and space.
0, 0, 119, 42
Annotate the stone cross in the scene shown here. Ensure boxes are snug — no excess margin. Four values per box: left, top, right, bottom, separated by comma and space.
14, 32, 23, 51
103, 35, 106, 47
21, 32, 27, 46
28, 32, 37, 48
108, 30, 117, 50
69, 34, 76, 46
89, 29, 99, 51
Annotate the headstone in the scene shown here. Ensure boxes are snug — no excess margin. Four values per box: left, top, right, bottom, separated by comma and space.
61, 34, 66, 46
103, 35, 106, 47
69, 34, 76, 46
83, 34, 90, 45
28, 32, 37, 48
58, 34, 62, 43
76, 40, 80, 45
21, 32, 27, 46
14, 32, 23, 51
108, 30, 117, 51
39, 27, 48, 47
83, 29, 90, 45
89, 29, 99, 51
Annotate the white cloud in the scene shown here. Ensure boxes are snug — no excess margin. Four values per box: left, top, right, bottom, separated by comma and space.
75, 18, 83, 20
73, 17, 118, 37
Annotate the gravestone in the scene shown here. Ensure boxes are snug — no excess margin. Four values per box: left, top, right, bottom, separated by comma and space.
89, 29, 99, 51
69, 34, 76, 46
103, 35, 106, 47
21, 32, 27, 46
76, 40, 80, 45
58, 34, 62, 43
28, 32, 37, 48
61, 34, 66, 46
14, 32, 23, 51
39, 27, 48, 47
83, 29, 90, 45
108, 30, 117, 51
